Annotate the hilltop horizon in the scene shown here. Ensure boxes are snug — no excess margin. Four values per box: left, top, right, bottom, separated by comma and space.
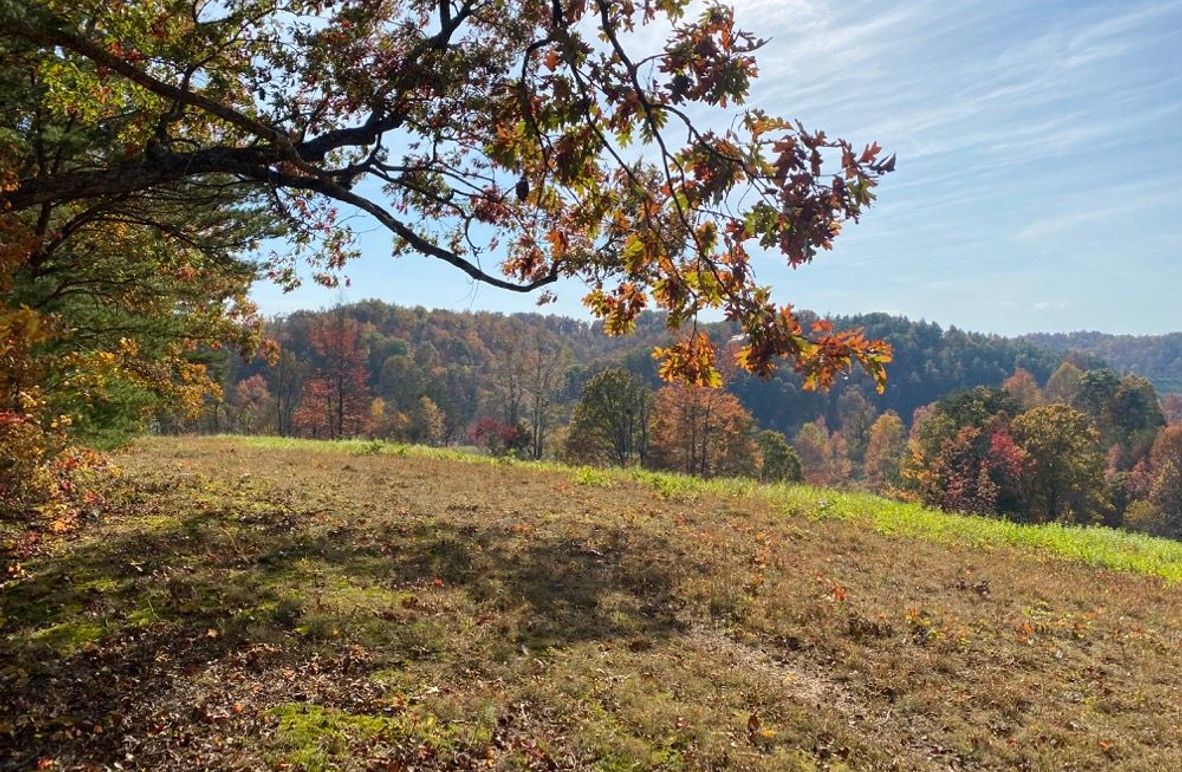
254, 293, 1182, 341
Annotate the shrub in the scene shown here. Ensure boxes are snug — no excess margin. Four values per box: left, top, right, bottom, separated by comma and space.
1124, 500, 1181, 540
468, 418, 522, 457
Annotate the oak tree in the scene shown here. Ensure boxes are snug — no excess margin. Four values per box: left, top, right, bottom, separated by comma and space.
1, 0, 893, 391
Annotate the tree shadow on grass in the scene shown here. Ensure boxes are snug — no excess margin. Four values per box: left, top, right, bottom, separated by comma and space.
0, 498, 687, 767
373, 521, 684, 646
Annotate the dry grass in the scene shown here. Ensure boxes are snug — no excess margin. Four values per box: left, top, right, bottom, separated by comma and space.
2, 435, 1181, 770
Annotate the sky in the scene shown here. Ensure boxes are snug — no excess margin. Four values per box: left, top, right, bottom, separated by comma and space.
249, 0, 1182, 335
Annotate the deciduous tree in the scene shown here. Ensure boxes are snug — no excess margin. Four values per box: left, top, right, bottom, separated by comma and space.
366, 396, 411, 440
756, 430, 802, 483
793, 418, 851, 487
1110, 375, 1165, 450
864, 411, 906, 492
650, 384, 756, 477
836, 387, 877, 464
1163, 394, 1182, 426
411, 396, 447, 447
1, 0, 893, 391
234, 374, 272, 434
522, 335, 570, 460
489, 333, 529, 429
1002, 368, 1043, 410
1072, 369, 1121, 425
298, 312, 371, 439
1128, 425, 1182, 538
565, 367, 652, 466
1045, 361, 1084, 405
1012, 404, 1104, 523
268, 336, 309, 438
901, 396, 1027, 517
379, 353, 427, 414
468, 417, 523, 457
293, 378, 332, 439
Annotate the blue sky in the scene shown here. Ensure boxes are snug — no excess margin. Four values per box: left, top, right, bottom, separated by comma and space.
250, 0, 1182, 335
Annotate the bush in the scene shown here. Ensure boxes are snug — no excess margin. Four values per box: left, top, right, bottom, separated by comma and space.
467, 418, 525, 457
1123, 500, 1181, 540
2, 421, 111, 580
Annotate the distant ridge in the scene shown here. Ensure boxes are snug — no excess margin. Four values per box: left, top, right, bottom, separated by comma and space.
1021, 331, 1182, 394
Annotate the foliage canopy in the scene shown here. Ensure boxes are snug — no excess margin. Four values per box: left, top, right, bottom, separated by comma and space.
1, 0, 893, 389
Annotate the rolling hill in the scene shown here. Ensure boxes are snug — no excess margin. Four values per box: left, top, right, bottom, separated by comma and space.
3, 436, 1180, 769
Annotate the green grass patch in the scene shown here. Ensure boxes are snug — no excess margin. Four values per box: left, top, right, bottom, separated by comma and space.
270, 703, 403, 771
27, 620, 108, 656
768, 484, 1182, 583
268, 700, 481, 770
571, 466, 617, 488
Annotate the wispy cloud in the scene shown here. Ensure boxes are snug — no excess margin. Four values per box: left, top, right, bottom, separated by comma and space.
1013, 178, 1182, 241
727, 0, 1182, 333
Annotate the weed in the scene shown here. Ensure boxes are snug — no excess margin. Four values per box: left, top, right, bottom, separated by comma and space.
572, 466, 617, 488
354, 439, 386, 456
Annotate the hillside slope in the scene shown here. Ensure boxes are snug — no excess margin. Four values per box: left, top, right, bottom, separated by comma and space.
3, 437, 1181, 770
226, 303, 1067, 442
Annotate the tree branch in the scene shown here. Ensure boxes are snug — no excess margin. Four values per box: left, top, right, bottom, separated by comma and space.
257, 167, 559, 293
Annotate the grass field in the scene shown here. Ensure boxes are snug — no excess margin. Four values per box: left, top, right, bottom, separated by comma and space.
3, 436, 1182, 770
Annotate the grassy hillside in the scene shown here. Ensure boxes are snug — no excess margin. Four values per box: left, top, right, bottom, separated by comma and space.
3, 437, 1182, 770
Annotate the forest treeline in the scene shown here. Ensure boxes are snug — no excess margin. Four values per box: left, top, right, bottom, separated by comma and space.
175, 301, 1182, 540
183, 301, 1067, 442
